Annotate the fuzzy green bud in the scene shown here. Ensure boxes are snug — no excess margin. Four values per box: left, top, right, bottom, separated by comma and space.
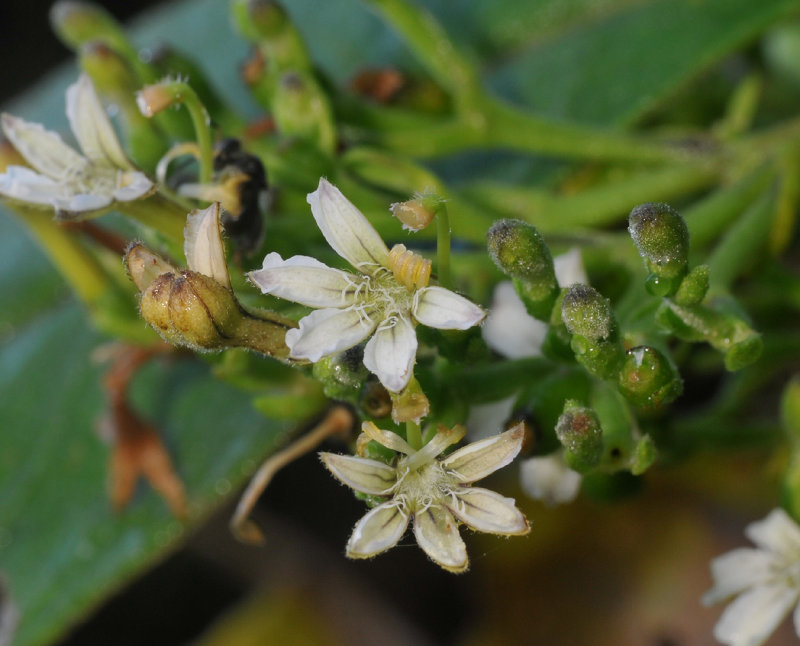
487, 219, 559, 320
617, 346, 683, 408
674, 264, 710, 306
561, 284, 614, 340
272, 71, 336, 154
629, 435, 656, 475
629, 202, 690, 297
555, 400, 603, 473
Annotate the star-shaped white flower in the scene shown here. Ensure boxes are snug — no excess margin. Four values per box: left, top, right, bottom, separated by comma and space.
0, 74, 153, 218
248, 178, 485, 392
703, 508, 800, 646
321, 422, 530, 572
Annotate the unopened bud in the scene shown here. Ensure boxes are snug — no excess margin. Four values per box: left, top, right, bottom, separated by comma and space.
390, 377, 430, 424
617, 345, 682, 408
487, 219, 558, 320
555, 400, 603, 473
140, 270, 242, 351
232, 0, 288, 41
629, 202, 690, 296
313, 347, 369, 401
725, 333, 763, 372
124, 243, 177, 292
561, 284, 614, 340
50, 1, 128, 54
674, 264, 709, 306
137, 83, 177, 117
390, 196, 437, 231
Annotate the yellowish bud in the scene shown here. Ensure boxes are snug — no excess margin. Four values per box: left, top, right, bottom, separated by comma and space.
390, 198, 435, 231
390, 378, 430, 424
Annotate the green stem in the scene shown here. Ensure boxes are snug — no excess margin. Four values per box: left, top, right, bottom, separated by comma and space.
17, 210, 110, 304
435, 201, 451, 289
707, 189, 775, 291
119, 193, 188, 247
406, 421, 422, 451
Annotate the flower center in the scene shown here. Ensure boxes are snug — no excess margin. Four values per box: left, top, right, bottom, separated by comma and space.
394, 459, 454, 513
365, 272, 415, 320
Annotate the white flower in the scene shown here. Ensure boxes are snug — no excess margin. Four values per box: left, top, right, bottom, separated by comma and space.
703, 508, 800, 646
321, 422, 530, 572
0, 74, 153, 217
249, 178, 485, 392
519, 454, 581, 506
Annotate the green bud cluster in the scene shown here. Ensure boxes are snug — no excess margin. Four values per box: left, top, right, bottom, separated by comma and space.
487, 219, 559, 320
312, 348, 369, 402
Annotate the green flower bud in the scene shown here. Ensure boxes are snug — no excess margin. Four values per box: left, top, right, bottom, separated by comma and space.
561, 284, 615, 341
724, 333, 763, 372
555, 400, 603, 473
50, 2, 134, 61
617, 346, 683, 408
487, 219, 558, 320
629, 435, 656, 476
674, 264, 710, 306
313, 347, 369, 402
273, 71, 336, 154
629, 202, 689, 296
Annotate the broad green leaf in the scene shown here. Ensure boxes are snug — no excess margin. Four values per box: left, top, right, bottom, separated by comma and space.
488, 0, 800, 125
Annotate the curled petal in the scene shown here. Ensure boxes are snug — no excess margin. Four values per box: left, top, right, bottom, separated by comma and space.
249, 253, 365, 308
320, 452, 398, 495
745, 508, 800, 556
702, 548, 775, 606
404, 425, 466, 472
447, 487, 529, 536
713, 584, 799, 646
0, 165, 73, 208
113, 171, 155, 202
1, 113, 87, 181
363, 315, 417, 393
66, 74, 133, 170
362, 421, 415, 455
347, 501, 409, 559
413, 505, 468, 573
412, 286, 485, 330
307, 178, 389, 275
184, 203, 230, 288
442, 424, 525, 483
287, 307, 376, 362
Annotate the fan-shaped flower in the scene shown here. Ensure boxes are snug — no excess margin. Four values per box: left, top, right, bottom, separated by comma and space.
0, 74, 153, 217
321, 422, 530, 572
249, 178, 485, 392
704, 508, 800, 646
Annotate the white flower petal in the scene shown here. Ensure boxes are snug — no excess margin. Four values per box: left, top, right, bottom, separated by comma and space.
249, 252, 365, 308
113, 171, 154, 202
448, 486, 529, 535
362, 421, 415, 455
184, 203, 230, 288
404, 425, 466, 472
0, 165, 71, 207
713, 584, 799, 646
362, 315, 417, 393
412, 286, 485, 330
702, 548, 776, 605
519, 454, 581, 506
320, 452, 397, 495
307, 178, 389, 274
347, 501, 409, 558
1, 113, 87, 180
287, 307, 376, 362
554, 247, 588, 287
442, 424, 525, 483
413, 505, 468, 573
65, 74, 133, 170
482, 281, 548, 358
745, 508, 800, 556
59, 192, 114, 217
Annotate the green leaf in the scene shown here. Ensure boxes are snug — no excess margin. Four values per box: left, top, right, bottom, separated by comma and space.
487, 0, 800, 125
